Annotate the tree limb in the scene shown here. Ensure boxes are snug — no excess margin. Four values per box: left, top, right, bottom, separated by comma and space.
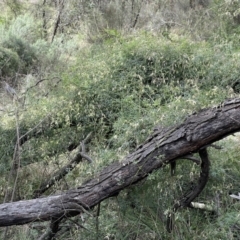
167, 148, 210, 232
0, 98, 240, 227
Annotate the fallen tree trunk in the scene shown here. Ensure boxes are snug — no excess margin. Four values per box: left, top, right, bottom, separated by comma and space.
1, 98, 240, 227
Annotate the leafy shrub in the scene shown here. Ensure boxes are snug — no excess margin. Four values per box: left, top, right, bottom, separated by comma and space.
2, 35, 36, 71
0, 14, 42, 76
0, 46, 20, 77
1, 33, 236, 167
5, 14, 41, 43
32, 37, 66, 72
0, 28, 239, 238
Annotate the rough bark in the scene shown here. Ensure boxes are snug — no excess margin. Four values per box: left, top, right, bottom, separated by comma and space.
0, 98, 240, 227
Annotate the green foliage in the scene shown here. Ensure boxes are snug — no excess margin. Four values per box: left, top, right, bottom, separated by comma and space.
0, 46, 20, 76
31, 35, 77, 73
0, 14, 43, 77
50, 34, 239, 238
15, 33, 233, 168
5, 14, 41, 43
4, 0, 23, 17
2, 35, 36, 71
1, 1, 240, 238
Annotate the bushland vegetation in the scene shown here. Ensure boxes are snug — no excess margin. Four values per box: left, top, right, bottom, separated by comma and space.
1, 0, 240, 239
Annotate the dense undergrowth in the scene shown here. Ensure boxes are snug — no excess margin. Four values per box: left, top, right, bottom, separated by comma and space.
1, 0, 240, 239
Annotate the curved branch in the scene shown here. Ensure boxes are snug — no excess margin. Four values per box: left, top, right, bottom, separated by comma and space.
181, 148, 210, 207
167, 148, 210, 232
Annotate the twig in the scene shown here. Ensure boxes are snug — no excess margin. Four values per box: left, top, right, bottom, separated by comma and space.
209, 144, 222, 150
67, 218, 89, 231
33, 132, 93, 198
3, 99, 21, 239
38, 217, 63, 240
19, 113, 52, 145
22, 77, 62, 95
182, 154, 200, 165
96, 203, 101, 240
170, 154, 200, 176
80, 152, 93, 163
51, 0, 65, 43
131, 0, 143, 28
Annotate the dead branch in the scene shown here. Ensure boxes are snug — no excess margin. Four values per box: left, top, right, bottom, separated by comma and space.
38, 217, 63, 240
33, 132, 93, 198
0, 98, 240, 227
167, 148, 210, 232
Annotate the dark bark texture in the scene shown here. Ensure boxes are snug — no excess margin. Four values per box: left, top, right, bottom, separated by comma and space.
0, 98, 240, 227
